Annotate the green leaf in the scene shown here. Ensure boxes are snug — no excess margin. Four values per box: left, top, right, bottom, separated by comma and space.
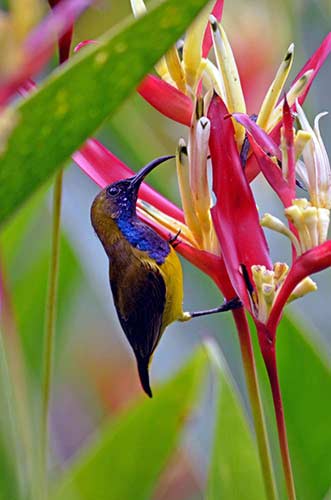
0, 194, 83, 380
12, 234, 82, 379
0, 332, 21, 500
0, 190, 45, 268
52, 347, 208, 500
206, 341, 266, 500
0, 0, 208, 225
277, 313, 331, 500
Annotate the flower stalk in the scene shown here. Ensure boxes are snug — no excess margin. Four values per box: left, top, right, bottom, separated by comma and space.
257, 325, 296, 500
41, 168, 63, 495
233, 309, 278, 500
40, 2, 72, 491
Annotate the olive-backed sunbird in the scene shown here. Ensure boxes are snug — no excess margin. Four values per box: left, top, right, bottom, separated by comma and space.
91, 155, 241, 397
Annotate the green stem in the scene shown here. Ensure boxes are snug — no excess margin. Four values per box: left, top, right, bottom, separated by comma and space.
262, 338, 296, 500
233, 309, 278, 500
41, 169, 63, 495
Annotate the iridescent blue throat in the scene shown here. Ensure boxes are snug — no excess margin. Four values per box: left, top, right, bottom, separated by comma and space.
117, 216, 170, 265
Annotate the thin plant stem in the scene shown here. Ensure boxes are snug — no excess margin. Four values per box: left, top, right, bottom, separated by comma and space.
41, 169, 63, 495
40, 7, 72, 494
262, 340, 296, 500
233, 308, 278, 500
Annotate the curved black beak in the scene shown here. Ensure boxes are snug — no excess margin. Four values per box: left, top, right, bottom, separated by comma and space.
130, 155, 175, 191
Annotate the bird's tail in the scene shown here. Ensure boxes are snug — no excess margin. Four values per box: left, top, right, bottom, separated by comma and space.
136, 356, 153, 398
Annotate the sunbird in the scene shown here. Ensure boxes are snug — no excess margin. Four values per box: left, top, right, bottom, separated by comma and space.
91, 155, 241, 397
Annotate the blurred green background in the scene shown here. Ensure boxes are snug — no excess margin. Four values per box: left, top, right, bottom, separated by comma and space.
0, 1, 330, 499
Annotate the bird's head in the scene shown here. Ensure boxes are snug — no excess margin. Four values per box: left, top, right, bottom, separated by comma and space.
91, 155, 174, 233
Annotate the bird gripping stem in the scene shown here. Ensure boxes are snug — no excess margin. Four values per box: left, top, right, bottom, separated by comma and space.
181, 297, 242, 321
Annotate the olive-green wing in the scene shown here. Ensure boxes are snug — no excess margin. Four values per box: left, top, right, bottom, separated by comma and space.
111, 258, 166, 356
109, 256, 166, 395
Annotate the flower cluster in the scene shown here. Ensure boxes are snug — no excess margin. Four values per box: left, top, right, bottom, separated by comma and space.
75, 0, 331, 343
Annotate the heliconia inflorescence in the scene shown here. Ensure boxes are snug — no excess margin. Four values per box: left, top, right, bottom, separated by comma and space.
75, 0, 331, 334
51, 1, 331, 498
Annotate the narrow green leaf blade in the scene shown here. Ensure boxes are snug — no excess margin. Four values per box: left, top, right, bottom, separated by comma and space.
0, 331, 24, 500
0, 0, 208, 224
52, 347, 208, 500
12, 235, 82, 379
277, 313, 331, 500
206, 341, 266, 500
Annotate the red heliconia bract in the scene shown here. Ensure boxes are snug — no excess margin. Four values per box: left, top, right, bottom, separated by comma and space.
245, 33, 331, 182
208, 94, 272, 309
137, 75, 193, 126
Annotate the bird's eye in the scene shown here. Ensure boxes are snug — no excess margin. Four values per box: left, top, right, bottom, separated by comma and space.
107, 185, 120, 196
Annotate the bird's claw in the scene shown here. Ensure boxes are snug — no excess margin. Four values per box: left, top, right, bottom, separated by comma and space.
168, 229, 182, 247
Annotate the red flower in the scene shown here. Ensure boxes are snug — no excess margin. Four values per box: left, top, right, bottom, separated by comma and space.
233, 96, 331, 336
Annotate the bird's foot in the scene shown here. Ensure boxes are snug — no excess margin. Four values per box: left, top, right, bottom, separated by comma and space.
182, 297, 242, 320
168, 229, 182, 248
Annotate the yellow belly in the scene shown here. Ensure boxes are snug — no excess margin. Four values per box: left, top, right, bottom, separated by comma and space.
159, 247, 184, 329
